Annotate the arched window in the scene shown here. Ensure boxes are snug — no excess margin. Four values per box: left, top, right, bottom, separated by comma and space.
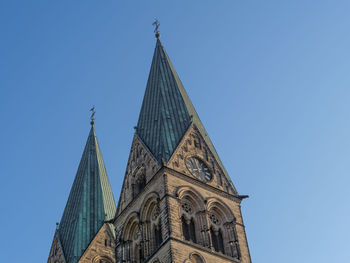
207, 200, 241, 258
182, 216, 190, 240
210, 227, 224, 254
187, 253, 206, 263
121, 216, 142, 263
139, 193, 163, 259
177, 189, 206, 246
189, 218, 197, 243
181, 207, 197, 243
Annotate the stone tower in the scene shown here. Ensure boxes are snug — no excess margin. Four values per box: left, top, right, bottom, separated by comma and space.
47, 35, 251, 263
113, 36, 251, 263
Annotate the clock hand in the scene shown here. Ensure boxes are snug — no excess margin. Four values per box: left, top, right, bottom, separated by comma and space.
190, 159, 195, 167
195, 159, 200, 167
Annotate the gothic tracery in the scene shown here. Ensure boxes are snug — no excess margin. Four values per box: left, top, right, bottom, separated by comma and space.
176, 186, 241, 259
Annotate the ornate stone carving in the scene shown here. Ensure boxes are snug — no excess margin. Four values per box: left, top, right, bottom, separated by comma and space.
116, 135, 160, 214
181, 202, 193, 214
168, 124, 237, 195
209, 213, 220, 225
152, 207, 161, 221
134, 228, 141, 241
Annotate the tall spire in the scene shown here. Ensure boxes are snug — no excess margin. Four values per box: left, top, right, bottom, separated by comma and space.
58, 125, 116, 263
136, 39, 191, 163
136, 38, 236, 192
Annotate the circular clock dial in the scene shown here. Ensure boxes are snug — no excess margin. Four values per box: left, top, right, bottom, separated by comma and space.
185, 157, 212, 182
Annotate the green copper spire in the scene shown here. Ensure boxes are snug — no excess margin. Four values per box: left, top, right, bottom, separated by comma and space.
136, 39, 191, 162
58, 125, 116, 263
136, 39, 237, 194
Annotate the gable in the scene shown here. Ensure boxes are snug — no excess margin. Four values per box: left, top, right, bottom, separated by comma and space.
168, 124, 237, 195
77, 224, 116, 263
116, 135, 161, 215
47, 231, 67, 263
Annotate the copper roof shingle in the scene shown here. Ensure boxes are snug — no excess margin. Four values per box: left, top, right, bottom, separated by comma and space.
58, 126, 116, 263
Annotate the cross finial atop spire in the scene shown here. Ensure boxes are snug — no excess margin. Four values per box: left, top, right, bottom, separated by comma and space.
152, 19, 160, 39
90, 106, 95, 126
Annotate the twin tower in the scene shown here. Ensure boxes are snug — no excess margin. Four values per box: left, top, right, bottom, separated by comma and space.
47, 37, 252, 263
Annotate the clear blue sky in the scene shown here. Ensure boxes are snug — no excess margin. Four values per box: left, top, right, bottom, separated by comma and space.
1, 1, 350, 262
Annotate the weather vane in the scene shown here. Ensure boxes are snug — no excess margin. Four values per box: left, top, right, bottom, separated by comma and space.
152, 19, 160, 38
90, 106, 95, 125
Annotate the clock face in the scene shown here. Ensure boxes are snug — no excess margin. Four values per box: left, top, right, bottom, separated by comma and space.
185, 157, 212, 182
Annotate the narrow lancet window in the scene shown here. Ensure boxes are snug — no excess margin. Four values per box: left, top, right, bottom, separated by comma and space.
182, 216, 190, 241
182, 216, 197, 243
211, 227, 225, 253
154, 223, 163, 247
189, 218, 197, 243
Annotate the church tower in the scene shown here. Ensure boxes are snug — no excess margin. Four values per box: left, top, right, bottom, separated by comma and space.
113, 33, 251, 263
47, 29, 251, 263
